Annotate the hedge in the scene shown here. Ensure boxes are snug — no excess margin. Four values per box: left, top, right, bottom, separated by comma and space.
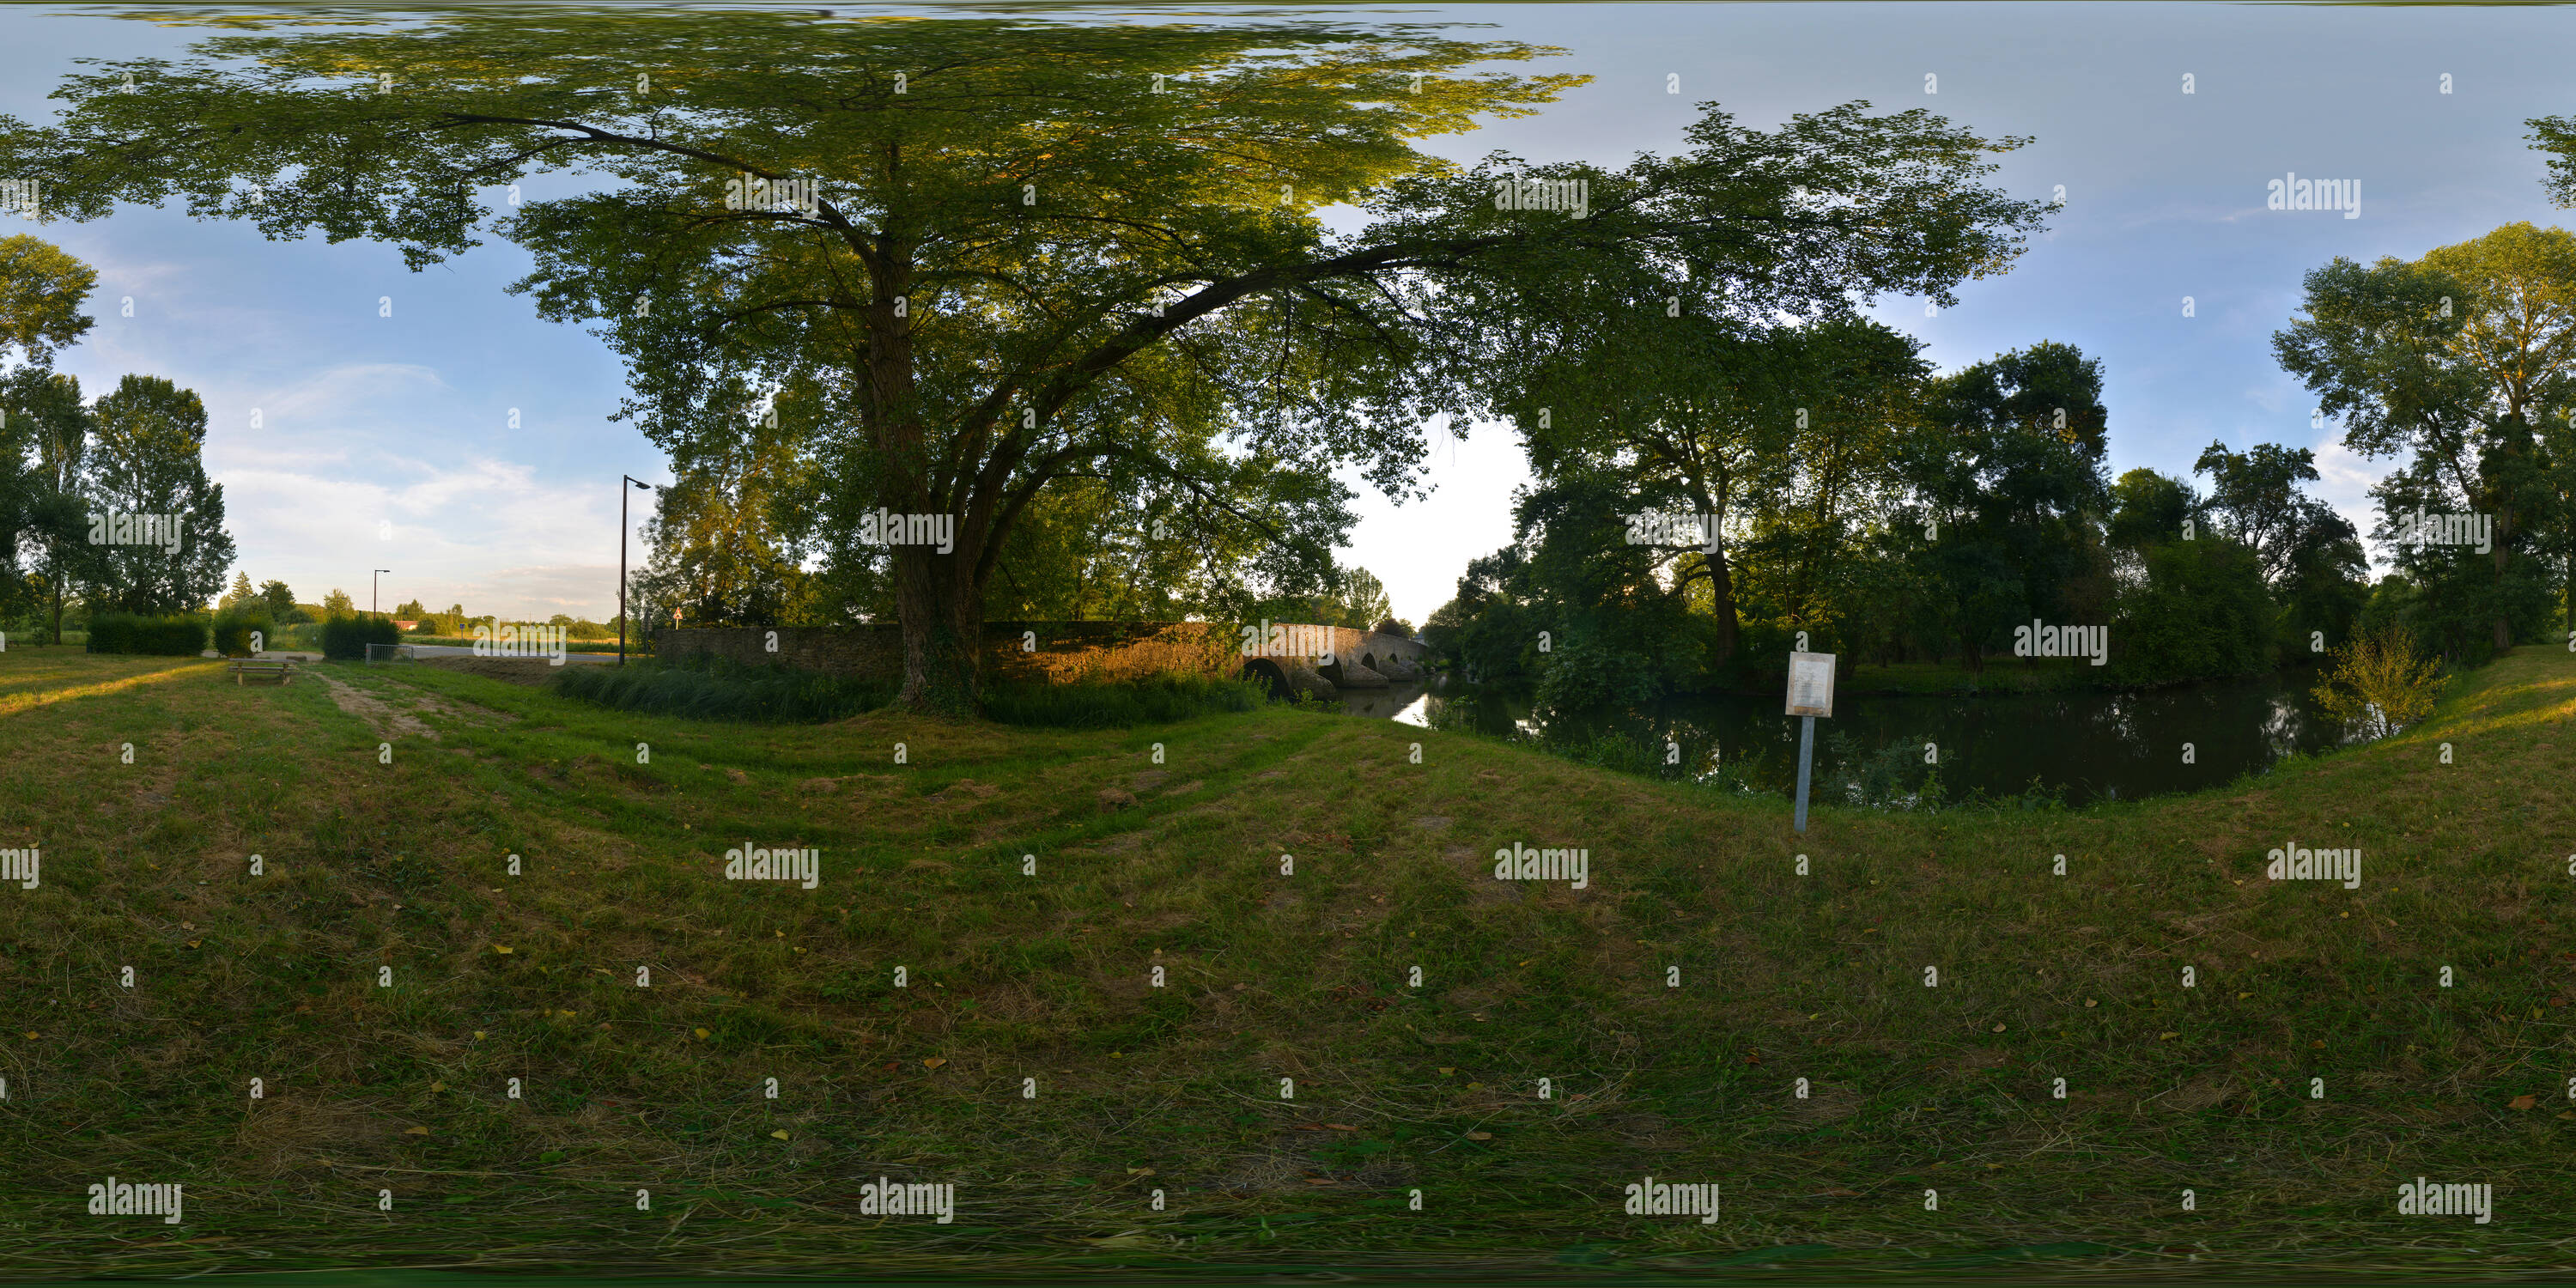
320, 613, 402, 660
86, 614, 210, 656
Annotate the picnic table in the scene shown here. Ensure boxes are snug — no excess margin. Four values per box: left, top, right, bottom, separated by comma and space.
228, 659, 297, 685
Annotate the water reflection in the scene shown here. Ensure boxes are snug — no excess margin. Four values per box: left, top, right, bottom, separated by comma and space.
1331, 671, 2355, 806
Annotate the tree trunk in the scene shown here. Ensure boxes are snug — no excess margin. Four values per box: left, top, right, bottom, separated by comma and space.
1706, 545, 1741, 665
893, 544, 982, 714
2492, 508, 2515, 653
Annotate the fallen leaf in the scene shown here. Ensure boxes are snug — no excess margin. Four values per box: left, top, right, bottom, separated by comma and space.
2083, 999, 2098, 1008
185, 940, 200, 949
1126, 1167, 1154, 1176
430, 1081, 446, 1092
2158, 1031, 2178, 1040
694, 1028, 711, 1039
922, 1058, 946, 1069
1324, 1123, 1357, 1131
1437, 1067, 1455, 1076
1465, 1131, 1492, 1140
472, 1031, 486, 1041
404, 1126, 429, 1136
2509, 1094, 2537, 1110
1990, 1023, 2006, 1033
2312, 1040, 2325, 1049
1303, 1176, 1338, 1185
494, 945, 513, 954
771, 1129, 791, 1140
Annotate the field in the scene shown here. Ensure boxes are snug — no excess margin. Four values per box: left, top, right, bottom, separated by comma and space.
0, 643, 2569, 1278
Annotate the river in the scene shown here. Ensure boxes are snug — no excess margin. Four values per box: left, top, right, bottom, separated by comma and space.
1334, 670, 2357, 806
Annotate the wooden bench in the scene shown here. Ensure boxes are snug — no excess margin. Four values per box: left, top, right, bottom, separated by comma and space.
228, 659, 296, 686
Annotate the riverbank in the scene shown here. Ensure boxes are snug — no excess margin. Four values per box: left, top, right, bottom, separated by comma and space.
0, 646, 2566, 1274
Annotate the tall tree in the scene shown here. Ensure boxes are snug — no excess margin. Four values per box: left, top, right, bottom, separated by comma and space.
1906, 341, 2113, 671
3, 11, 2047, 709
87, 374, 236, 614
0, 234, 97, 637
2275, 223, 2576, 653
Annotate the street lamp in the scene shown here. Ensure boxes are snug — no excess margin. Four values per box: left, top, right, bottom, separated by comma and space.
372, 570, 391, 617
620, 476, 656, 666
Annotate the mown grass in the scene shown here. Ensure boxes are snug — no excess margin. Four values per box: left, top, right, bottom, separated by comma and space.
0, 640, 2567, 1278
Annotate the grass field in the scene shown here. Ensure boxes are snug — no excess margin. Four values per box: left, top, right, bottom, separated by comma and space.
0, 642, 2568, 1278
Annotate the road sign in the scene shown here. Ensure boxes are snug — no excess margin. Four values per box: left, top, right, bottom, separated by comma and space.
1787, 652, 1835, 831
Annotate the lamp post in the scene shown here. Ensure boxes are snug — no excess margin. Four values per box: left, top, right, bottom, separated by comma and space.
620, 476, 655, 666
372, 570, 390, 617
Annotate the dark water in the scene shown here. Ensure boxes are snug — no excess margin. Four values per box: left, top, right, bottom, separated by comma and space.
1336, 671, 2357, 807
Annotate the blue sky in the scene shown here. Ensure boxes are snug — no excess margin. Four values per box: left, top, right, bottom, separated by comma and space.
4, 2, 2573, 623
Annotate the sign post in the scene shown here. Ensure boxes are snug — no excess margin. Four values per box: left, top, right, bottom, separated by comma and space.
1785, 651, 1836, 832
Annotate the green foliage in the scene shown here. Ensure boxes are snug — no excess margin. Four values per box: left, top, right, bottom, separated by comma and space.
2311, 623, 2447, 738
2, 10, 2047, 707
320, 613, 401, 660
212, 601, 272, 657
2105, 538, 2276, 686
84, 374, 237, 614
86, 612, 207, 655
0, 234, 97, 367
980, 675, 1261, 729
555, 654, 896, 724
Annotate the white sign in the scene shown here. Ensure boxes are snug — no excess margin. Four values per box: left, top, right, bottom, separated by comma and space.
1786, 652, 1836, 718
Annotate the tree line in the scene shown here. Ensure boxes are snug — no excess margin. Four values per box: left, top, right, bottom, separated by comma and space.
5, 11, 2567, 706
0, 236, 235, 642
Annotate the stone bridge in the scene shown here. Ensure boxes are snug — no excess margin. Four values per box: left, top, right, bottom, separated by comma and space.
1235, 618, 1429, 701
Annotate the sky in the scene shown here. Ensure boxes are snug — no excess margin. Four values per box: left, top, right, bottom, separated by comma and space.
4, 2, 2574, 624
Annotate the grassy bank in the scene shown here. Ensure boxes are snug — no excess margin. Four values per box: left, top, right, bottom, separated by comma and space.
0, 643, 2567, 1277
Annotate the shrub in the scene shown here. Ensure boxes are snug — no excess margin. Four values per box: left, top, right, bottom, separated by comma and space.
2312, 623, 2446, 739
555, 654, 894, 723
213, 606, 275, 658
320, 613, 402, 660
86, 613, 210, 656
981, 674, 1261, 728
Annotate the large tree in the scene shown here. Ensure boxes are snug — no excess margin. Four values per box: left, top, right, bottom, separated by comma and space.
3, 10, 2047, 708
1905, 341, 2113, 671
0, 234, 97, 636
2274, 223, 2576, 653
86, 374, 237, 615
